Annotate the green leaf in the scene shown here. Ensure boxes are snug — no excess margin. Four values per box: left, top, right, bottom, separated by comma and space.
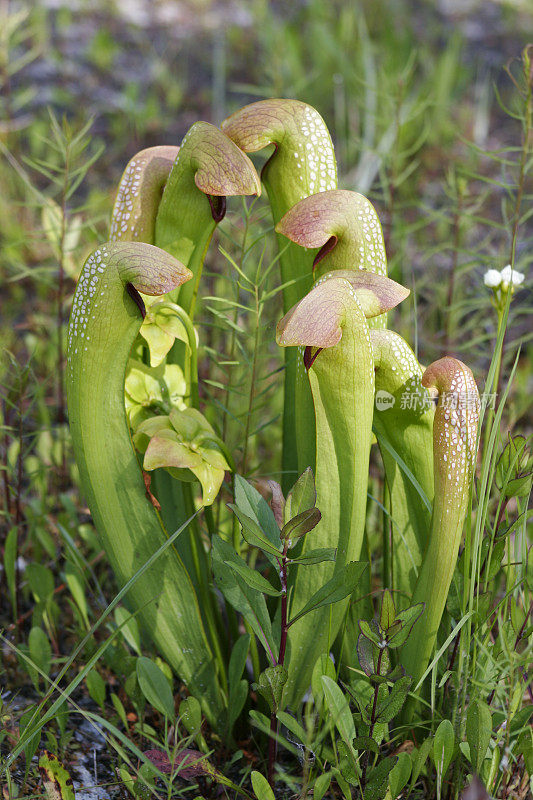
212, 536, 278, 662
357, 632, 376, 676
225, 560, 282, 597
26, 564, 54, 601
289, 562, 367, 626
284, 467, 317, 524
228, 634, 250, 694
4, 527, 17, 614
281, 507, 321, 541
359, 619, 383, 647
370, 664, 405, 685
180, 696, 202, 736
20, 707, 40, 768
337, 739, 358, 785
353, 736, 379, 755
38, 751, 75, 800
290, 547, 337, 565
253, 665, 287, 713
374, 676, 411, 723
86, 669, 106, 709
496, 435, 532, 497
276, 711, 307, 745
111, 693, 128, 728
388, 750, 411, 798
410, 735, 433, 791
386, 603, 424, 649
228, 680, 248, 730
251, 771, 275, 800
380, 589, 396, 632
313, 771, 332, 800
136, 657, 175, 719
64, 561, 90, 630
434, 719, 454, 780
466, 700, 492, 776
28, 627, 51, 678
311, 653, 336, 705
234, 474, 281, 552
114, 606, 141, 655
333, 767, 352, 800
364, 756, 397, 800
517, 728, 533, 776
228, 504, 282, 559
321, 676, 355, 747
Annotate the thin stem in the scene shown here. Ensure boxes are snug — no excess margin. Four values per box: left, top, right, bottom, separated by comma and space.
1, 398, 11, 520
383, 79, 404, 259
497, 50, 531, 400
241, 284, 261, 475
216, 204, 251, 532
267, 540, 289, 788
444, 184, 465, 355
361, 647, 384, 786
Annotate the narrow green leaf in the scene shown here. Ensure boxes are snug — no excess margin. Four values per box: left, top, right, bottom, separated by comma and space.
212, 536, 278, 662
114, 606, 141, 655
284, 467, 317, 524
281, 507, 321, 541
277, 711, 307, 745
228, 504, 282, 559
380, 589, 396, 632
409, 736, 433, 792
388, 751, 412, 798
357, 633, 375, 677
86, 669, 106, 709
251, 770, 275, 800
466, 700, 492, 776
137, 657, 175, 719
234, 474, 282, 551
434, 719, 454, 780
321, 676, 355, 747
4, 527, 17, 614
64, 562, 90, 629
311, 653, 336, 705
228, 634, 250, 694
28, 627, 51, 679
337, 739, 358, 785
225, 560, 282, 597
387, 604, 424, 649
228, 680, 248, 730
364, 756, 397, 800
289, 562, 367, 626
374, 676, 411, 723
313, 771, 332, 800
359, 619, 383, 647
289, 548, 336, 565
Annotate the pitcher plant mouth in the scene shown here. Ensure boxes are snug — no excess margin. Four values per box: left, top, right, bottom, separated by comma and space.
303, 346, 323, 370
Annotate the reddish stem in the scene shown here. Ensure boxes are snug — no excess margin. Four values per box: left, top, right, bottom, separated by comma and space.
267, 543, 289, 787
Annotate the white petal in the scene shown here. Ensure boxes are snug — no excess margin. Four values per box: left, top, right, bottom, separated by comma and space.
483, 269, 502, 288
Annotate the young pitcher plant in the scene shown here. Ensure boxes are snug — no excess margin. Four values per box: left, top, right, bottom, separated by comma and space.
66, 100, 481, 781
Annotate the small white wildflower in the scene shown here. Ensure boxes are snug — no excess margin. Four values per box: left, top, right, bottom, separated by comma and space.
500, 264, 525, 289
484, 269, 502, 288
